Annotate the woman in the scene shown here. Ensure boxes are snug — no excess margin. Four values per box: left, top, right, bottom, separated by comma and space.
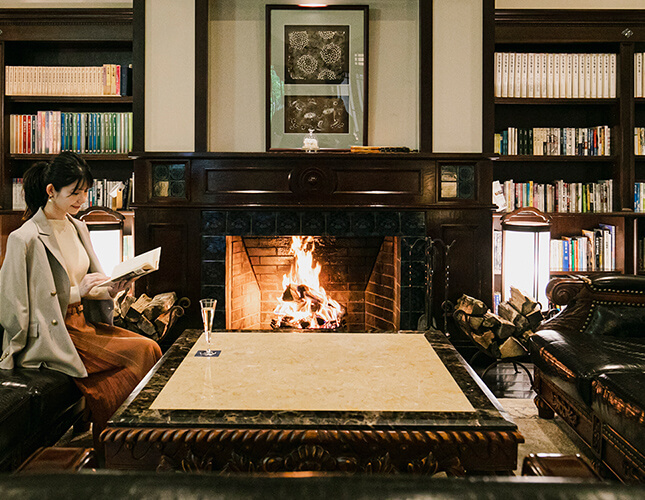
0, 152, 162, 446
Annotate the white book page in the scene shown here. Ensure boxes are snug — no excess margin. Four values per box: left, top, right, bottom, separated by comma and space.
98, 246, 161, 286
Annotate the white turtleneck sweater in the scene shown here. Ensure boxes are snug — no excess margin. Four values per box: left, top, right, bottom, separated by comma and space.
48, 218, 110, 303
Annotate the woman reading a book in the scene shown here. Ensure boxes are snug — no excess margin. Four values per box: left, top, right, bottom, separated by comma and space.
0, 152, 162, 447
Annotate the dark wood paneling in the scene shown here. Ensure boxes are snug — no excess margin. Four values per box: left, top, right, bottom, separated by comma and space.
132, 0, 145, 153
496, 10, 645, 43
0, 9, 132, 41
419, 0, 432, 153
205, 167, 291, 194
0, 41, 6, 211
620, 42, 635, 212
194, 0, 208, 152
426, 209, 493, 330
134, 208, 202, 315
335, 169, 421, 194
482, 0, 495, 156
143, 154, 455, 208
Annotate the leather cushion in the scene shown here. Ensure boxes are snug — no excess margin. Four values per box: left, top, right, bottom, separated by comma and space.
0, 368, 82, 470
585, 303, 645, 339
0, 373, 32, 462
530, 330, 645, 405
591, 371, 645, 455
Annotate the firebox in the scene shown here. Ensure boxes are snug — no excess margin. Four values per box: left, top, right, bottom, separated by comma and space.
201, 210, 429, 332
226, 236, 400, 332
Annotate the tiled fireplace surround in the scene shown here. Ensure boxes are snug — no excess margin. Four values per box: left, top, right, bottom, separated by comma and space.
201, 210, 428, 332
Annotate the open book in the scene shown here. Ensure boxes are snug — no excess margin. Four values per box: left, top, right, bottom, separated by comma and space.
98, 247, 161, 286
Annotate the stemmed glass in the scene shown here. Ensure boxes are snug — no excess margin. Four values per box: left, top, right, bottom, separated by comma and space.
199, 298, 217, 356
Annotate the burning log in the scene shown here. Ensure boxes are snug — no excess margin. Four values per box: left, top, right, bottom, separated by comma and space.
271, 236, 346, 330
282, 284, 303, 302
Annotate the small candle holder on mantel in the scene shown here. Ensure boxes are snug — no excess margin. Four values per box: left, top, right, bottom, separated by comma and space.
302, 128, 319, 153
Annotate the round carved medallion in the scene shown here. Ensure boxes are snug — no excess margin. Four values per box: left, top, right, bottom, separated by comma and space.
290, 166, 337, 195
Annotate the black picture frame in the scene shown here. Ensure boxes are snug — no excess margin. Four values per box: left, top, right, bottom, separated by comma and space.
266, 4, 369, 151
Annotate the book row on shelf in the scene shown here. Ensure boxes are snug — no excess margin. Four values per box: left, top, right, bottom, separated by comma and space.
493, 223, 616, 274
634, 53, 645, 98
550, 224, 616, 272
635, 128, 645, 155
634, 182, 645, 213
9, 112, 133, 155
11, 175, 134, 212
493, 179, 614, 214
494, 52, 617, 99
494, 126, 611, 156
4, 64, 131, 97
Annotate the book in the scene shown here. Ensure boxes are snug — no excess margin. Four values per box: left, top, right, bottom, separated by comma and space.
501, 52, 509, 98
98, 247, 161, 286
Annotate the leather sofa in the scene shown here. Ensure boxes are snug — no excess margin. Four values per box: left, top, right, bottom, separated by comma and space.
530, 275, 645, 482
1, 473, 645, 499
0, 329, 85, 471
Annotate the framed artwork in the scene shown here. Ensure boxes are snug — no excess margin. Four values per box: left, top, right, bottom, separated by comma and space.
266, 5, 368, 151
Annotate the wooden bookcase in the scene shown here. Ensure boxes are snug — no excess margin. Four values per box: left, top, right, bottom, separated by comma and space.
493, 9, 645, 299
0, 9, 134, 263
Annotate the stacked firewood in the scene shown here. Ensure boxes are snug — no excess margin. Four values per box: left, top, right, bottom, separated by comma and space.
453, 286, 544, 359
113, 291, 190, 341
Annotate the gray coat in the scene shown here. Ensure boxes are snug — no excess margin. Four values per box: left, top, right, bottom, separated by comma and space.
0, 208, 114, 377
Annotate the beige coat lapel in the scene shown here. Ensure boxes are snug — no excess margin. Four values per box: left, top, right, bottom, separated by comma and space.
31, 209, 67, 273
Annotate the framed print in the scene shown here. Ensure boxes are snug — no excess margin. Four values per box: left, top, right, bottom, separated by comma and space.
266, 5, 368, 151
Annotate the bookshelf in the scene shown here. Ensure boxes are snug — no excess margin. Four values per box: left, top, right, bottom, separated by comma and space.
0, 9, 134, 262
493, 10, 645, 297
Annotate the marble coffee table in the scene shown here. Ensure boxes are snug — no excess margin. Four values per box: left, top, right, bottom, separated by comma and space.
102, 329, 523, 474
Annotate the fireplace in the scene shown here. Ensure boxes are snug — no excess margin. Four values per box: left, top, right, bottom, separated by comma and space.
201, 210, 429, 332
226, 236, 400, 332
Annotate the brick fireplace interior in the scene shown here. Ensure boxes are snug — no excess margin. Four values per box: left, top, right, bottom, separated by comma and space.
226, 236, 401, 332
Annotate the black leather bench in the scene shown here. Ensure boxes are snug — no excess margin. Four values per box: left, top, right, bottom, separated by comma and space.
0, 365, 85, 471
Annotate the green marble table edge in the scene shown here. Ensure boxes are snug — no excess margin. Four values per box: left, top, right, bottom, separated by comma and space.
108, 329, 518, 432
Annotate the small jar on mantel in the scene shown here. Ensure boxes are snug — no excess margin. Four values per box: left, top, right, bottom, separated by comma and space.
302, 129, 319, 153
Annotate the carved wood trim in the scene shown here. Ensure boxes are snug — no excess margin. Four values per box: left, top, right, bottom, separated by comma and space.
602, 424, 645, 482
545, 277, 586, 306
552, 393, 580, 428
537, 348, 576, 381
102, 427, 522, 474
593, 380, 645, 426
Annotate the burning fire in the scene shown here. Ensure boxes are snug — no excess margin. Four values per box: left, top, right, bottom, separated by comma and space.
272, 236, 345, 329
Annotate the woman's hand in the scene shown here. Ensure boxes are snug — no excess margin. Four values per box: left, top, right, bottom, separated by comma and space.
106, 278, 136, 298
79, 273, 109, 298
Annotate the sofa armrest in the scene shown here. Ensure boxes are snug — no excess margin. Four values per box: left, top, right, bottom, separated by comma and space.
540, 275, 645, 338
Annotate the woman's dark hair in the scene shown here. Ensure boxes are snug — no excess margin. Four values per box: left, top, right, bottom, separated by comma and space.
22, 152, 93, 220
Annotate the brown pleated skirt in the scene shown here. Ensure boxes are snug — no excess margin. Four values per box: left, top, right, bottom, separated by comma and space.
65, 303, 162, 444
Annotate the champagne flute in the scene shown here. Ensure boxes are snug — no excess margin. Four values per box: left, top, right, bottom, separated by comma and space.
200, 298, 217, 355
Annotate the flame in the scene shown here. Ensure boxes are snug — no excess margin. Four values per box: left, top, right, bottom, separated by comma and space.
272, 236, 344, 329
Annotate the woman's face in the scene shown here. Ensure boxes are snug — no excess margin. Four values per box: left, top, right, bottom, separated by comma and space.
47, 181, 89, 218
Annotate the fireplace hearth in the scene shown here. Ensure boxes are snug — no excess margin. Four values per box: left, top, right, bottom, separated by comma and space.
226, 235, 400, 332
201, 210, 428, 332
